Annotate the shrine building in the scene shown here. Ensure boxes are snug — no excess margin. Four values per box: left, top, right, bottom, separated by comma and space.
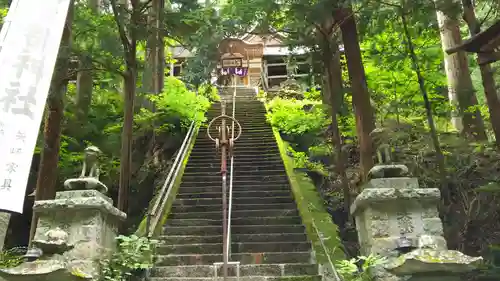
169, 29, 310, 89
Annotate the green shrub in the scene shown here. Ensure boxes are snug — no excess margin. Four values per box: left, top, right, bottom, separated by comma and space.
304, 87, 322, 101
114, 76, 211, 134
336, 254, 387, 281
266, 97, 328, 136
100, 235, 158, 281
197, 83, 220, 102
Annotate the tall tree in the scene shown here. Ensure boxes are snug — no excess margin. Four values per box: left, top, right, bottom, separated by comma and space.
461, 0, 500, 146
321, 35, 351, 215
143, 0, 164, 95
110, 0, 140, 213
73, 0, 99, 138
434, 0, 486, 140
334, 6, 375, 178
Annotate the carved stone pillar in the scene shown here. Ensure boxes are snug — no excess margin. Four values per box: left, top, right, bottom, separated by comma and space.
351, 165, 482, 281
0, 190, 126, 281
351, 176, 446, 257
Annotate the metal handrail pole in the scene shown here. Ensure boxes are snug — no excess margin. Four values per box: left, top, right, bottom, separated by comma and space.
226, 79, 237, 260
147, 122, 196, 236
311, 220, 343, 281
150, 121, 195, 216
148, 124, 197, 236
220, 101, 229, 281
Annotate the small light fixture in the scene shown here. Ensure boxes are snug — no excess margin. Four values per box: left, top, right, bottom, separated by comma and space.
395, 234, 416, 255
24, 247, 43, 262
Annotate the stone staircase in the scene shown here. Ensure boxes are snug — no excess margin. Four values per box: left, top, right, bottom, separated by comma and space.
150, 87, 321, 281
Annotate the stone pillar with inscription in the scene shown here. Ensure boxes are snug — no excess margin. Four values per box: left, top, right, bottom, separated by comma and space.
351, 164, 482, 281
0, 147, 126, 281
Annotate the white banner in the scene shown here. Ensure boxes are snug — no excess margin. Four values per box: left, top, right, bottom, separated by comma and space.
0, 0, 71, 213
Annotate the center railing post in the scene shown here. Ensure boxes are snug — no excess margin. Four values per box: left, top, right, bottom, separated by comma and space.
220, 100, 229, 281
206, 95, 242, 281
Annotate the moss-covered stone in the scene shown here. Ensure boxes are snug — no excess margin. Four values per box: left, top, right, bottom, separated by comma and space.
271, 129, 345, 266
385, 249, 483, 276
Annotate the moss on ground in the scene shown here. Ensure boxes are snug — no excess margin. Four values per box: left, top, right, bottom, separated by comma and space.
272, 128, 345, 264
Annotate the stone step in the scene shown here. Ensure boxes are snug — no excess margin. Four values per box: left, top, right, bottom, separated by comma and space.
180, 178, 288, 184
207, 106, 264, 109
200, 123, 270, 128
189, 150, 280, 159
159, 233, 308, 245
192, 147, 279, 154
206, 113, 268, 118
174, 197, 294, 206
182, 169, 285, 175
189, 152, 280, 158
182, 177, 288, 188
170, 203, 297, 214
187, 157, 283, 163
151, 263, 318, 278
168, 209, 299, 220
155, 251, 312, 266
182, 170, 287, 179
180, 179, 290, 187
209, 103, 262, 108
185, 158, 283, 165
184, 164, 286, 174
162, 224, 305, 236
209, 103, 262, 107
197, 128, 273, 134
193, 141, 278, 149
195, 138, 276, 145
206, 106, 264, 110
180, 175, 289, 185
150, 276, 321, 281
166, 216, 302, 227
203, 119, 269, 125
177, 184, 291, 193
192, 143, 279, 150
157, 241, 311, 255
202, 123, 270, 128
176, 190, 292, 199
190, 151, 280, 157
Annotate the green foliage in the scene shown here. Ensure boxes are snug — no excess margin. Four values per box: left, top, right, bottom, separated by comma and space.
336, 254, 387, 281
0, 248, 25, 269
134, 77, 211, 133
100, 235, 158, 281
0, 7, 6, 22
197, 83, 221, 102
304, 86, 322, 101
266, 97, 328, 136
55, 77, 210, 192
361, 17, 450, 127
287, 146, 327, 175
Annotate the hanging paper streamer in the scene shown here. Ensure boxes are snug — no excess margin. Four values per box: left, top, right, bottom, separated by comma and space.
221, 67, 248, 77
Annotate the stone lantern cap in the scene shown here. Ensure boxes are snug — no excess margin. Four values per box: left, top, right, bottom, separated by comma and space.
350, 178, 441, 216
33, 190, 126, 221
385, 249, 483, 276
